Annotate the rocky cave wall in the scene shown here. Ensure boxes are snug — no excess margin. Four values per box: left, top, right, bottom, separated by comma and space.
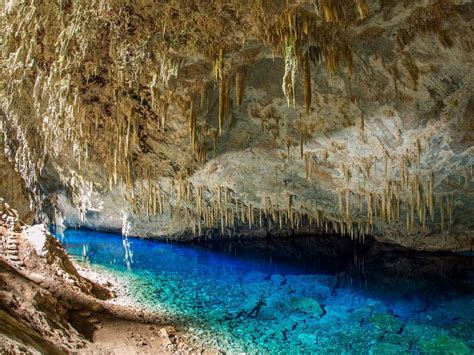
0, 122, 33, 223
0, 0, 473, 250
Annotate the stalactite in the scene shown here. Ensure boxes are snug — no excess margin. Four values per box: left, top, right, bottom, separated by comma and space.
282, 39, 297, 107
405, 200, 410, 232
305, 153, 310, 180
124, 107, 132, 158
345, 188, 350, 223
440, 194, 445, 232
447, 193, 454, 226
300, 126, 304, 159
416, 138, 421, 166
188, 96, 196, 152
199, 83, 207, 111
288, 194, 294, 228
419, 202, 425, 231
381, 192, 386, 222
356, 0, 369, 19
409, 182, 415, 230
247, 204, 253, 228
217, 186, 222, 212
428, 174, 434, 222
235, 66, 246, 107
367, 192, 373, 225
160, 98, 170, 130
218, 80, 224, 135
338, 190, 343, 221
396, 183, 401, 222
218, 77, 229, 136
224, 75, 232, 120
415, 177, 421, 224
214, 49, 224, 82
344, 165, 352, 183
303, 51, 312, 115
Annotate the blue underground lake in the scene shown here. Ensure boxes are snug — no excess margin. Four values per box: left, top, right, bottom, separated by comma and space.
56, 229, 474, 353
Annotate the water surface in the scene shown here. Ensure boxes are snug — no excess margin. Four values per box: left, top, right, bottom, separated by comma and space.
57, 229, 474, 353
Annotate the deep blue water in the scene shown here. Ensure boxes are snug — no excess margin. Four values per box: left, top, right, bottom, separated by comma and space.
57, 229, 474, 353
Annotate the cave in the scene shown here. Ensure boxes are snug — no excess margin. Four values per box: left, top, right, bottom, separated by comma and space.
0, 0, 473, 353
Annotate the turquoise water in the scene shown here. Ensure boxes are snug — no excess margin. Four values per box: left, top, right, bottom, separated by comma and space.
57, 229, 474, 353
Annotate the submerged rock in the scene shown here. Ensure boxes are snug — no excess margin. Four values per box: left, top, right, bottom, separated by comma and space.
369, 313, 403, 333
447, 320, 474, 347
402, 323, 449, 342
288, 297, 324, 317
419, 335, 471, 355
370, 342, 409, 355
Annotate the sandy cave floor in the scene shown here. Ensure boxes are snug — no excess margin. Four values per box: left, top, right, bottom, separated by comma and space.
0, 212, 219, 355
74, 262, 221, 355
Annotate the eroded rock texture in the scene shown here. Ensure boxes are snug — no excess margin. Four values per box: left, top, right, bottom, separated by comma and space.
1, 0, 473, 250
0, 132, 33, 223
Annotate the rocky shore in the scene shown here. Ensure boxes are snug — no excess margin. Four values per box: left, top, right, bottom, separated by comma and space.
0, 200, 218, 354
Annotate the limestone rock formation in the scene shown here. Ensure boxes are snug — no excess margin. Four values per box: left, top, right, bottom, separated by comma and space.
1, 0, 473, 250
0, 135, 33, 223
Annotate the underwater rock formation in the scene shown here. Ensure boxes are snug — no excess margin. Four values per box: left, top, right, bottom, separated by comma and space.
1, 0, 473, 249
